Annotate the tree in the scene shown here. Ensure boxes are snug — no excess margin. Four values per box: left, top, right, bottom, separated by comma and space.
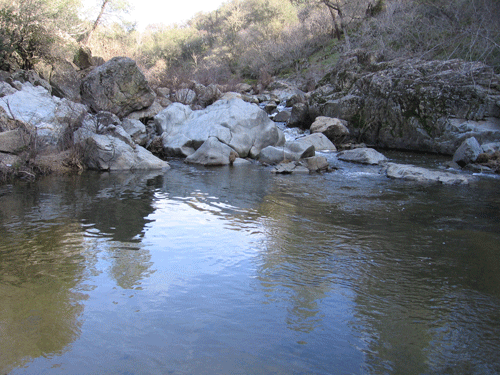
83, 0, 131, 44
0, 0, 82, 70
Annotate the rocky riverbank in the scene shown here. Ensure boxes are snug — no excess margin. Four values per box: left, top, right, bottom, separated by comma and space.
1, 50, 499, 184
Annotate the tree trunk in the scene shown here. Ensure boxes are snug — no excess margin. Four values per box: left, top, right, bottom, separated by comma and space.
84, 0, 109, 45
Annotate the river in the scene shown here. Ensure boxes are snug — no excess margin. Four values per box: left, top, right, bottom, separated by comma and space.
1, 153, 499, 374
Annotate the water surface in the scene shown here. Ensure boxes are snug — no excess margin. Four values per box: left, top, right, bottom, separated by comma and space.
1, 155, 499, 374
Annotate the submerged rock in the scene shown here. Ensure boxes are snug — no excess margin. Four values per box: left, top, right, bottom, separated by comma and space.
384, 163, 470, 184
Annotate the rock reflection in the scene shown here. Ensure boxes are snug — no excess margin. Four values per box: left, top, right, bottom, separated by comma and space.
0, 171, 163, 371
0, 221, 86, 372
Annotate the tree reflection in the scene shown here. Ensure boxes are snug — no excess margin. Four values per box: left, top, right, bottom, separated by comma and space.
0, 221, 86, 372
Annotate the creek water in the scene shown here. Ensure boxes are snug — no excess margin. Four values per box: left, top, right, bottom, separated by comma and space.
1, 153, 499, 374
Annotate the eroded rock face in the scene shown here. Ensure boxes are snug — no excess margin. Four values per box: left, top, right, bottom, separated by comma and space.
81, 57, 155, 118
310, 52, 500, 155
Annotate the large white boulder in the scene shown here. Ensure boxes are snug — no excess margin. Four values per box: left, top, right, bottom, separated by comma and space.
83, 134, 169, 171
154, 97, 285, 159
0, 82, 87, 150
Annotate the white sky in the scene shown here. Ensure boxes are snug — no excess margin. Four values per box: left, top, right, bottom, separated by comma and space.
83, 0, 228, 31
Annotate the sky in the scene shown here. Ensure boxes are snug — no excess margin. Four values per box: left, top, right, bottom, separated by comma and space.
83, 0, 228, 31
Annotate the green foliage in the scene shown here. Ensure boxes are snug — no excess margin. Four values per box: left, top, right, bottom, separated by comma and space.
0, 0, 82, 70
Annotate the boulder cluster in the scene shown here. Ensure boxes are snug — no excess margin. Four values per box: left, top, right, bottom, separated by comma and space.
1, 49, 499, 184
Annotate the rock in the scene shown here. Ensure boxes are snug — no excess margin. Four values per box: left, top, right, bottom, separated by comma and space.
311, 55, 500, 154
267, 80, 306, 102
273, 110, 291, 122
476, 151, 500, 173
300, 156, 330, 172
154, 97, 284, 159
286, 93, 306, 107
481, 142, 500, 154
0, 129, 28, 153
385, 163, 470, 184
236, 83, 253, 94
259, 142, 315, 164
92, 56, 105, 66
310, 116, 350, 144
185, 137, 235, 166
0, 82, 88, 151
126, 100, 164, 123
73, 46, 93, 70
0, 81, 17, 97
452, 137, 482, 167
271, 161, 310, 174
36, 59, 81, 101
338, 148, 388, 165
231, 157, 252, 166
10, 70, 52, 94
122, 118, 148, 146
159, 133, 196, 157
81, 57, 155, 118
294, 133, 337, 151
174, 88, 196, 105
264, 102, 278, 114
288, 103, 311, 128
83, 134, 169, 171
193, 83, 221, 107
156, 87, 170, 98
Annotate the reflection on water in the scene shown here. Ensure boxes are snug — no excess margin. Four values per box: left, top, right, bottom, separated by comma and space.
0, 158, 499, 374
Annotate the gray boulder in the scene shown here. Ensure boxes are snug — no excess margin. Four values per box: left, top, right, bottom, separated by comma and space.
0, 82, 87, 151
73, 45, 93, 70
294, 133, 337, 152
126, 100, 164, 122
0, 81, 17, 97
272, 161, 310, 174
36, 59, 81, 101
259, 142, 315, 164
310, 116, 350, 144
311, 53, 500, 154
83, 134, 169, 171
81, 57, 155, 118
452, 137, 482, 167
155, 102, 193, 134
288, 103, 310, 128
193, 83, 222, 107
121, 118, 148, 146
174, 88, 196, 105
481, 142, 500, 154
185, 136, 235, 166
385, 163, 470, 185
154, 97, 285, 159
273, 110, 291, 122
0, 128, 28, 153
300, 156, 330, 172
338, 148, 387, 165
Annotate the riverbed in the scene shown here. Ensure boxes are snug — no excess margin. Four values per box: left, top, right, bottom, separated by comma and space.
1, 153, 499, 374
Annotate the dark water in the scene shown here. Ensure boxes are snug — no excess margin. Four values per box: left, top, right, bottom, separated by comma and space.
1, 155, 499, 375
